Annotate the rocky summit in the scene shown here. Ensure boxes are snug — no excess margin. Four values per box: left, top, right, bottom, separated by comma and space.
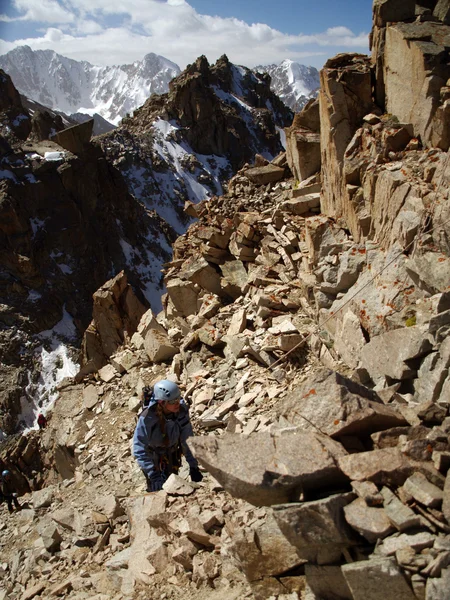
1, 1, 450, 600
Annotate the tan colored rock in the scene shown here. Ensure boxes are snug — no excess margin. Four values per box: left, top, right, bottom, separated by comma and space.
382, 21, 450, 150
343, 498, 394, 543
273, 492, 357, 564
183, 255, 224, 296
278, 369, 407, 440
244, 164, 285, 185
83, 384, 99, 409
97, 364, 118, 383
227, 309, 247, 336
81, 271, 147, 370
166, 278, 199, 317
226, 508, 305, 583
402, 473, 444, 508
144, 328, 179, 362
163, 474, 195, 495
20, 583, 47, 600
319, 54, 374, 238
342, 556, 416, 600
189, 429, 348, 506
338, 448, 413, 486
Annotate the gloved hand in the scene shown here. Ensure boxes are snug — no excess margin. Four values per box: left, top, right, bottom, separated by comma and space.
190, 467, 203, 483
149, 474, 164, 492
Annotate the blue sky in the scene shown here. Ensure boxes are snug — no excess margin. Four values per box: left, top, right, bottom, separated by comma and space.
0, 0, 373, 69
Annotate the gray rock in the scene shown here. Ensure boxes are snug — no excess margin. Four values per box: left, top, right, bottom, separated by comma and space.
381, 487, 422, 532
403, 473, 444, 508
32, 486, 54, 509
443, 471, 450, 523
144, 328, 179, 363
377, 531, 435, 556
406, 253, 450, 295
37, 521, 63, 553
162, 474, 195, 496
425, 566, 450, 600
304, 564, 352, 600
51, 507, 83, 533
226, 508, 305, 582
188, 428, 348, 506
414, 336, 450, 404
277, 368, 407, 439
104, 547, 132, 570
342, 556, 416, 600
358, 325, 432, 384
343, 498, 395, 543
273, 493, 357, 564
95, 495, 124, 520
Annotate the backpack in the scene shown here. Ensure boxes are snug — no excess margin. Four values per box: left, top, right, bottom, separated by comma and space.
142, 386, 154, 409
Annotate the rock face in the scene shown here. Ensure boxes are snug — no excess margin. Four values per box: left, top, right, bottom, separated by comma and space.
0, 86, 173, 430
117, 54, 292, 171
2, 1, 450, 599
371, 3, 450, 149
319, 53, 374, 230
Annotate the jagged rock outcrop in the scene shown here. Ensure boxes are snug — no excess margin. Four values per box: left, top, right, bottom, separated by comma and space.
120, 54, 293, 171
2, 1, 450, 599
0, 79, 173, 430
371, 0, 450, 149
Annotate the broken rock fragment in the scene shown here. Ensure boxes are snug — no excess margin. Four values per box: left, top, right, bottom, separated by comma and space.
342, 556, 416, 600
273, 493, 357, 564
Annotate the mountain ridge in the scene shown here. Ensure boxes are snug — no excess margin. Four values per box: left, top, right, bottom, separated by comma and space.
0, 45, 181, 125
0, 46, 319, 125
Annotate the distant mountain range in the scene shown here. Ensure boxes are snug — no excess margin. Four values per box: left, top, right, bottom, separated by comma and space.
0, 46, 320, 126
0, 46, 181, 126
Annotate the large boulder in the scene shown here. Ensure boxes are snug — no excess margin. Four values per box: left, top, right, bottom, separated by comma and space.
357, 324, 433, 385
188, 428, 348, 506
319, 54, 374, 231
342, 556, 416, 599
81, 271, 147, 370
273, 493, 357, 564
277, 369, 407, 441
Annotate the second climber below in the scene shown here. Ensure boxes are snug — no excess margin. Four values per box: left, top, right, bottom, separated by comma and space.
132, 380, 203, 492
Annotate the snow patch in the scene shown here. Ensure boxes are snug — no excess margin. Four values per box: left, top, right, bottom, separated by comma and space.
19, 306, 79, 431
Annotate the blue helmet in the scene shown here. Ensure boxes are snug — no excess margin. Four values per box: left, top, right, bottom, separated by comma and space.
153, 380, 181, 403
2, 470, 10, 478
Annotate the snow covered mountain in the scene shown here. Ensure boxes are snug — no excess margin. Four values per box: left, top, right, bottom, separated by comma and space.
255, 59, 320, 112
0, 45, 181, 126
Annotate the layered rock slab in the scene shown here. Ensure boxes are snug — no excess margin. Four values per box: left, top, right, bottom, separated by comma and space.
276, 369, 407, 441
188, 428, 348, 506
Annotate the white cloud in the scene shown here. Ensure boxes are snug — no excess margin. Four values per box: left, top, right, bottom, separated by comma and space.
6, 0, 74, 23
0, 0, 370, 69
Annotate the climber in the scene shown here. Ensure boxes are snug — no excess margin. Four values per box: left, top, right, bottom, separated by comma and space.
132, 380, 203, 492
37, 413, 47, 429
0, 470, 21, 513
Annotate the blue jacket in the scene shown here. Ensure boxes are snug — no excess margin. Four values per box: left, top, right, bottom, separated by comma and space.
132, 398, 198, 478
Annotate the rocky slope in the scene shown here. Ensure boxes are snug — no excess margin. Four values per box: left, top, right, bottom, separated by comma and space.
1, 1, 450, 599
95, 54, 293, 235
0, 54, 291, 433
